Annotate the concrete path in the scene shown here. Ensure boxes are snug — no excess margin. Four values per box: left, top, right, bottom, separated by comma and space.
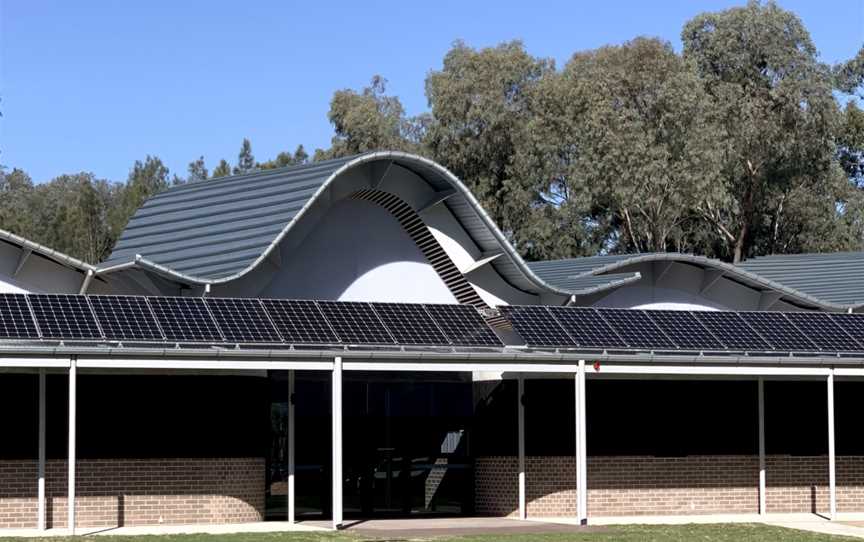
0, 521, 327, 538
314, 517, 604, 538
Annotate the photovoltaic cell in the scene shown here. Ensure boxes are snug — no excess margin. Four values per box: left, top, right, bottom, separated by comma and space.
317, 301, 395, 345
89, 295, 163, 341
827, 314, 864, 351
646, 310, 723, 351
424, 304, 502, 347
28, 294, 102, 340
370, 303, 448, 345
784, 312, 861, 352
691, 311, 771, 351
499, 305, 575, 347
147, 297, 223, 342
548, 307, 627, 349
262, 299, 338, 344
739, 312, 817, 352
0, 294, 39, 339
596, 309, 675, 350
206, 298, 282, 343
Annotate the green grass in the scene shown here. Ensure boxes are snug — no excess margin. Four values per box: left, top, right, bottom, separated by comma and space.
0, 524, 860, 542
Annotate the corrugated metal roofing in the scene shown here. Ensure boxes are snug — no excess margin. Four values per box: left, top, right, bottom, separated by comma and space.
738, 252, 864, 306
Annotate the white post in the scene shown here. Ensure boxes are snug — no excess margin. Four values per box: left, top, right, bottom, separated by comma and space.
575, 360, 588, 525
68, 358, 77, 534
331, 357, 343, 530
37, 370, 46, 530
758, 378, 766, 515
828, 369, 837, 520
288, 370, 296, 524
517, 374, 526, 520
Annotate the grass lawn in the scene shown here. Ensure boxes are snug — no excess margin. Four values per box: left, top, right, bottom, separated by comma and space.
0, 524, 861, 542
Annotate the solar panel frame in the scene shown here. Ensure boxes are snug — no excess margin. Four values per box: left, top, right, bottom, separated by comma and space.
548, 307, 627, 349
739, 312, 818, 352
645, 310, 724, 351
370, 302, 449, 346
0, 294, 39, 339
499, 305, 576, 347
261, 299, 339, 345
205, 297, 283, 344
424, 304, 502, 347
784, 312, 862, 352
88, 295, 164, 341
595, 309, 676, 350
147, 296, 224, 343
316, 301, 395, 345
827, 313, 864, 351
691, 311, 771, 351
27, 294, 103, 340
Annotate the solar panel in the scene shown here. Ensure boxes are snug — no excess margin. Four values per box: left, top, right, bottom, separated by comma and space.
596, 309, 675, 350
147, 297, 223, 343
548, 307, 627, 349
0, 294, 39, 339
785, 312, 861, 352
88, 295, 163, 341
317, 301, 395, 345
646, 310, 724, 351
27, 294, 102, 340
691, 311, 770, 351
370, 303, 449, 345
206, 298, 282, 343
739, 312, 817, 352
499, 305, 575, 347
262, 299, 338, 345
424, 304, 502, 347
827, 314, 864, 351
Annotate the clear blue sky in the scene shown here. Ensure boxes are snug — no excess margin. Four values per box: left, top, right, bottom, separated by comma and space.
1, 0, 862, 183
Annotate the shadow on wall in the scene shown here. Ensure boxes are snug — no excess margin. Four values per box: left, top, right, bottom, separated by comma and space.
262, 199, 457, 303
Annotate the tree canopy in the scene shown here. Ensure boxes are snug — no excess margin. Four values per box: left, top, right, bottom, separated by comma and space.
2, 1, 862, 265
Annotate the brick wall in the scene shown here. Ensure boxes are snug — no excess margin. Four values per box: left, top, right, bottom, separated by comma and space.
475, 455, 864, 517
0, 458, 264, 529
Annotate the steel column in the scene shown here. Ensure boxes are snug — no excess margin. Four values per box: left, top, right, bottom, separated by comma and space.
37, 370, 46, 530
517, 374, 526, 520
828, 369, 837, 519
68, 358, 77, 534
331, 357, 343, 530
575, 360, 587, 524
288, 370, 296, 524
758, 378, 766, 515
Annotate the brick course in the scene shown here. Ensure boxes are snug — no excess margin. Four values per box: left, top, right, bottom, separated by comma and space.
0, 458, 264, 529
475, 455, 864, 517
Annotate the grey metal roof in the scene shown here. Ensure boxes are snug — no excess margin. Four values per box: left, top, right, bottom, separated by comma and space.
738, 252, 864, 306
528, 252, 864, 311
100, 151, 609, 297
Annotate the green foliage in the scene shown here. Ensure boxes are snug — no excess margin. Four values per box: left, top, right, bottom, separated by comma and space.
212, 159, 232, 179
258, 144, 309, 170
234, 138, 256, 175
187, 156, 208, 183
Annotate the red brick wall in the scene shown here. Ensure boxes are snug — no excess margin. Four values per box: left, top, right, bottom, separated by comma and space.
475, 455, 864, 517
0, 458, 264, 529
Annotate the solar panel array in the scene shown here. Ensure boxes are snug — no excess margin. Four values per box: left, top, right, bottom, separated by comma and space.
502, 304, 864, 354
0, 293, 502, 348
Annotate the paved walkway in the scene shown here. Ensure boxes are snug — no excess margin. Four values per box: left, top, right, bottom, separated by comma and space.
309, 517, 604, 537
0, 521, 327, 538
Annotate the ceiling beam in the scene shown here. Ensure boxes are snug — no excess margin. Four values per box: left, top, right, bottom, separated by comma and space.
12, 248, 32, 278
700, 269, 726, 294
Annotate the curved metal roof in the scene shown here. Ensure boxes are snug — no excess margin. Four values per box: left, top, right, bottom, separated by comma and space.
100, 152, 612, 297
529, 252, 864, 311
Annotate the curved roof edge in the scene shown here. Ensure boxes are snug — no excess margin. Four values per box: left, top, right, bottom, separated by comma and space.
95, 151, 629, 298
0, 228, 95, 273
530, 252, 864, 311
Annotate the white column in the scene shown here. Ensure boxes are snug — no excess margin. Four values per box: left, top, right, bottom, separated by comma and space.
331, 357, 343, 530
288, 370, 296, 524
575, 360, 587, 524
68, 358, 77, 534
517, 374, 526, 520
758, 378, 766, 515
828, 369, 837, 520
37, 370, 46, 530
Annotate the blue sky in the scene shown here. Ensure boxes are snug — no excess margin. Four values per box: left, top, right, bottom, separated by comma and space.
1, 0, 862, 183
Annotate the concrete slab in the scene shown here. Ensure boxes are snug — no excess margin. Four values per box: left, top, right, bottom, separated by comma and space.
0, 521, 327, 538
302, 517, 605, 538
